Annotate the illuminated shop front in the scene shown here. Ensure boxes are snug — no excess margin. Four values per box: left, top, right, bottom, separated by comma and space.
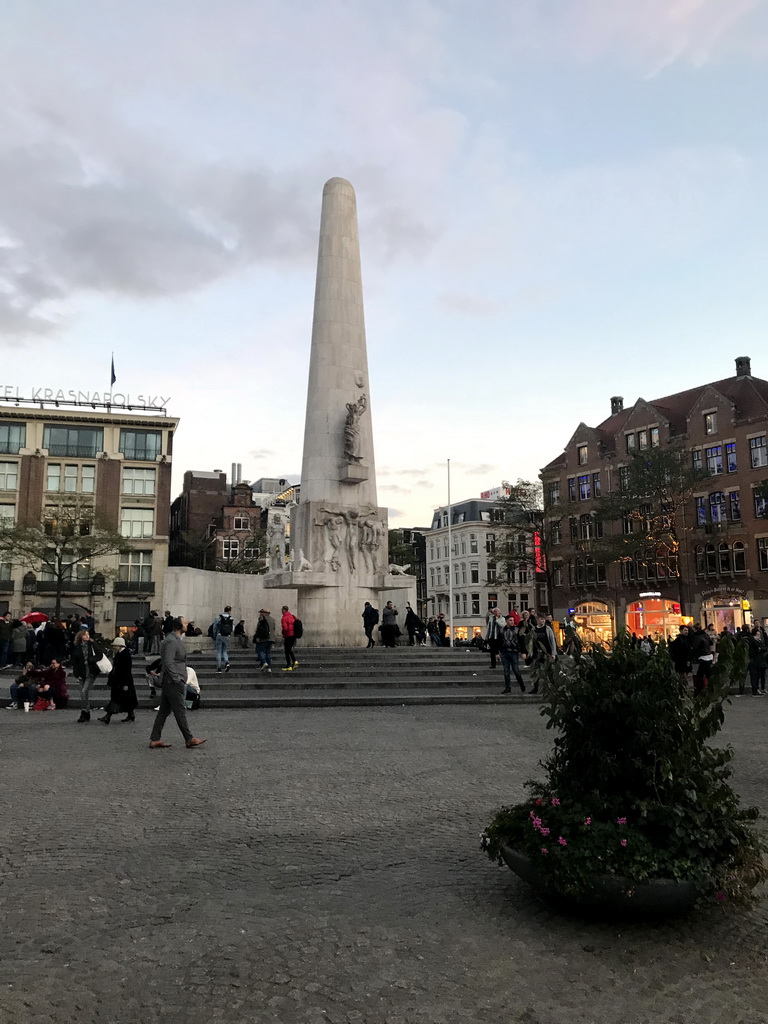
572, 601, 613, 644
699, 587, 752, 633
625, 592, 682, 640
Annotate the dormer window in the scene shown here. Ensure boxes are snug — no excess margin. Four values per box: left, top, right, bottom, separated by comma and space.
577, 444, 588, 465
704, 412, 717, 436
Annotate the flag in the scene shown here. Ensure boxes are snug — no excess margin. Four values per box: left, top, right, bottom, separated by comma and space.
110, 355, 116, 387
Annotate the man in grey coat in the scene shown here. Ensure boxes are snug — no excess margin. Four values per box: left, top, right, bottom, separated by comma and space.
149, 616, 206, 749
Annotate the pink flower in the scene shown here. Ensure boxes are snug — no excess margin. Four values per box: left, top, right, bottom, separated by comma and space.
551, 798, 561, 807
540, 827, 550, 837
558, 836, 567, 847
584, 817, 592, 826
620, 839, 628, 847
529, 810, 535, 819
531, 817, 542, 829
617, 817, 627, 825
540, 848, 549, 854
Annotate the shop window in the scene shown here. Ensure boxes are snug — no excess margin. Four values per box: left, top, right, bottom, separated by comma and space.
706, 446, 723, 475
729, 491, 741, 521
692, 450, 703, 472
718, 542, 732, 574
567, 478, 576, 501
750, 435, 767, 469
638, 430, 648, 451
578, 445, 588, 465
695, 546, 705, 576
758, 538, 768, 572
704, 412, 718, 435
734, 542, 747, 574
705, 544, 717, 575
471, 594, 480, 615
650, 427, 660, 448
592, 473, 601, 497
726, 442, 737, 473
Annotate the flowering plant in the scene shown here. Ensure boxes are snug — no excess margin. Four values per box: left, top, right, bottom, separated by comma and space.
482, 632, 767, 905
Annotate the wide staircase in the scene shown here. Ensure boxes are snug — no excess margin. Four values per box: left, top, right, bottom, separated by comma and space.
99, 644, 539, 709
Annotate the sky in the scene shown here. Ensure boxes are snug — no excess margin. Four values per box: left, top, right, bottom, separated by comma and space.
1, 0, 767, 525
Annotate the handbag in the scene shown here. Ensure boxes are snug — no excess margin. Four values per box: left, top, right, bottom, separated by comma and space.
96, 653, 113, 674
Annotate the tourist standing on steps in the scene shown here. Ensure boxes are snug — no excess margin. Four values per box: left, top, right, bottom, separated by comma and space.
213, 606, 234, 673
500, 614, 526, 694
71, 628, 105, 723
380, 601, 398, 648
437, 612, 448, 647
281, 606, 298, 671
149, 617, 206, 749
99, 636, 138, 724
253, 609, 276, 674
485, 608, 505, 668
526, 613, 558, 695
362, 602, 379, 648
404, 604, 423, 646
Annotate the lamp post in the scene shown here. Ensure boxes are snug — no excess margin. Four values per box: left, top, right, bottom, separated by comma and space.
447, 459, 454, 648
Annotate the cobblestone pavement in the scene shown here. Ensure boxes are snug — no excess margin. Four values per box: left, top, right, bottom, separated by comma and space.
1, 701, 767, 1024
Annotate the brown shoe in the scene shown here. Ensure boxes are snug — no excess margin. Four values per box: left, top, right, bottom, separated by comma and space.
149, 740, 172, 749
185, 737, 207, 748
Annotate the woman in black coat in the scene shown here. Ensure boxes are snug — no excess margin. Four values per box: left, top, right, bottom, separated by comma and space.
99, 637, 138, 724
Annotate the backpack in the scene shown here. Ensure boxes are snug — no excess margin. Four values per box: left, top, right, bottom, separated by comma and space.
207, 623, 214, 638
218, 615, 233, 637
293, 618, 304, 639
254, 618, 270, 641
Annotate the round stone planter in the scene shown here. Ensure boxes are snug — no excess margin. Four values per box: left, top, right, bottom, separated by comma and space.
501, 846, 701, 920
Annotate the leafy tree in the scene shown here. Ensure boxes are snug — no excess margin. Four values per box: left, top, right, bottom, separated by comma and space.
0, 499, 129, 620
388, 529, 413, 567
495, 479, 569, 614
594, 447, 708, 615
180, 524, 267, 574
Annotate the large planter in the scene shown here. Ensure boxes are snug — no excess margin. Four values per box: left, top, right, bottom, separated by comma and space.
501, 846, 700, 920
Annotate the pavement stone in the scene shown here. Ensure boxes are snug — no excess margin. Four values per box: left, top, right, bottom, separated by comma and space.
0, 700, 766, 1023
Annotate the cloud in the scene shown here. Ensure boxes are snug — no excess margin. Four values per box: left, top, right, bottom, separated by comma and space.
415, 480, 434, 488
380, 484, 412, 495
465, 463, 496, 476
248, 449, 275, 461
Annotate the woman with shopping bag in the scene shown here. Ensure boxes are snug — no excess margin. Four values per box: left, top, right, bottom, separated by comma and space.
71, 628, 109, 723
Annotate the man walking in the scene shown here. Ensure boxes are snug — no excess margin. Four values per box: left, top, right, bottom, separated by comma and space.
281, 605, 298, 671
362, 602, 379, 648
254, 608, 276, 674
213, 605, 234, 673
485, 607, 505, 668
149, 616, 206, 749
500, 614, 525, 694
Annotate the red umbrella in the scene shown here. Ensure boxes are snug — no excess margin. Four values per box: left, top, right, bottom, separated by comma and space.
20, 612, 48, 624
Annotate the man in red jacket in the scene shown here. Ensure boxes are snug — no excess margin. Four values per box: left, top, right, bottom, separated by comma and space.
281, 606, 298, 672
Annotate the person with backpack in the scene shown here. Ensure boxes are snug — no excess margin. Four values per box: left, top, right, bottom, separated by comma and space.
253, 608, 276, 675
213, 606, 234, 673
280, 605, 300, 671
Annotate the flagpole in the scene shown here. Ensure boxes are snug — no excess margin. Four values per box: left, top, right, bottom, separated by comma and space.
109, 352, 115, 405
447, 458, 454, 648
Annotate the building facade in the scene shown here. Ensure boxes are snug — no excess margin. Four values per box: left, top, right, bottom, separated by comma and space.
540, 356, 768, 640
0, 396, 177, 629
425, 497, 539, 640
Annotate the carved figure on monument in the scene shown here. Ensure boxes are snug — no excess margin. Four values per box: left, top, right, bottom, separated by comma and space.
298, 549, 313, 571
343, 394, 367, 463
388, 563, 413, 576
337, 509, 362, 572
267, 514, 286, 571
370, 519, 387, 572
360, 518, 376, 574
321, 513, 345, 572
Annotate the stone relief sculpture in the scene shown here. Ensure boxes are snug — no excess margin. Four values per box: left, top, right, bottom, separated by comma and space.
320, 512, 345, 572
360, 518, 376, 574
297, 549, 312, 571
266, 513, 286, 571
388, 563, 413, 576
315, 505, 385, 574
343, 394, 367, 463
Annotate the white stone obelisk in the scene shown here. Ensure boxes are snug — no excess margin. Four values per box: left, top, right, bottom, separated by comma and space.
265, 178, 414, 645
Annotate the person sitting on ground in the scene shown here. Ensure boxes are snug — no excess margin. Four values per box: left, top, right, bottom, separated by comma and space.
185, 621, 203, 637
34, 658, 69, 709
7, 661, 36, 709
234, 618, 248, 648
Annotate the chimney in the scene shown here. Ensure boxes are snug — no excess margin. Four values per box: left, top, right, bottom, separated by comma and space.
735, 356, 751, 378
610, 396, 624, 415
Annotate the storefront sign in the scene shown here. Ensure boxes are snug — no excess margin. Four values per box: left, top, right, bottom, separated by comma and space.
0, 386, 170, 409
639, 591, 661, 598
700, 585, 747, 598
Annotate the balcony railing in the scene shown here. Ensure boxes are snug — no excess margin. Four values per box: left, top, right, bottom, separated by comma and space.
46, 445, 100, 458
0, 579, 14, 592
113, 580, 155, 595
37, 581, 92, 594
0, 443, 22, 454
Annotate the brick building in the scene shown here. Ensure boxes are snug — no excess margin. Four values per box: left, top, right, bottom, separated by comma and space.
170, 472, 265, 572
0, 396, 177, 628
541, 356, 768, 640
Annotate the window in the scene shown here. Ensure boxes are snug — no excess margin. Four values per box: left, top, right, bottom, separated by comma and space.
462, 593, 467, 615
222, 538, 239, 560
120, 507, 154, 538
704, 412, 718, 435
470, 562, 479, 583
705, 544, 716, 575
429, 543, 434, 561
567, 478, 576, 501
485, 533, 496, 554
550, 522, 562, 545
638, 429, 648, 451
750, 435, 768, 469
461, 563, 466, 584
443, 542, 449, 558
0, 462, 18, 490
460, 537, 466, 555
619, 466, 629, 492
0, 504, 15, 526
119, 550, 153, 583
519, 593, 529, 611
718, 542, 731, 574
471, 594, 480, 615
706, 446, 723, 475
726, 442, 737, 473
692, 450, 703, 472
487, 593, 498, 611
233, 516, 250, 531
592, 473, 601, 498
46, 463, 95, 493
579, 514, 593, 541
122, 467, 156, 495
577, 445, 588, 465
119, 429, 162, 462
454, 564, 460, 585
553, 564, 563, 587
41, 555, 91, 583
734, 542, 746, 574
622, 513, 633, 535
44, 425, 103, 457
625, 433, 636, 453
480, 510, 491, 522
729, 491, 741, 521
443, 564, 449, 584
0, 423, 25, 454
436, 566, 442, 586
430, 568, 435, 587
548, 482, 560, 505
695, 495, 707, 525
469, 533, 478, 554
570, 517, 578, 541
754, 490, 767, 519
487, 561, 497, 582
758, 538, 768, 571
519, 569, 528, 584
650, 427, 660, 448
695, 545, 705, 576
709, 492, 726, 524
578, 474, 591, 501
